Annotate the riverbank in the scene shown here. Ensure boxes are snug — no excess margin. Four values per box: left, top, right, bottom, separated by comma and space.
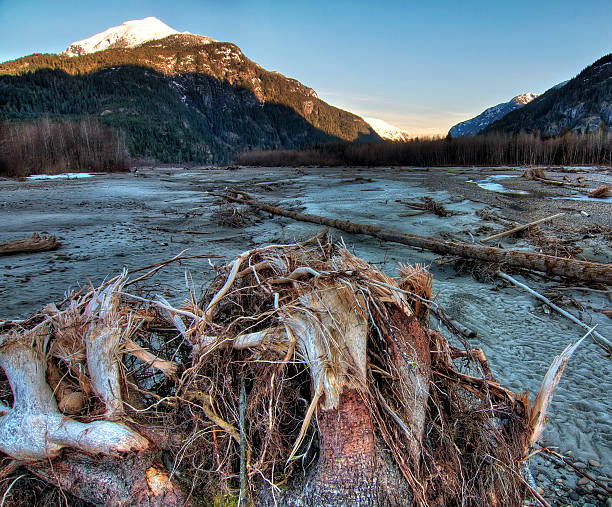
0, 165, 610, 505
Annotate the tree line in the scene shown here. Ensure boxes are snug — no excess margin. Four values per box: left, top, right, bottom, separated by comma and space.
234, 130, 612, 167
0, 118, 128, 177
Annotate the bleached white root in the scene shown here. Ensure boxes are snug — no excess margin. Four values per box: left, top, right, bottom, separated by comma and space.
0, 332, 148, 461
85, 273, 129, 419
200, 282, 369, 411
123, 338, 178, 377
285, 285, 369, 410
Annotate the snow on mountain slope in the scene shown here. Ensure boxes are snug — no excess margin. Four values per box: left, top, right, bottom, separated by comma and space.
449, 93, 539, 137
363, 117, 410, 142
63, 17, 213, 57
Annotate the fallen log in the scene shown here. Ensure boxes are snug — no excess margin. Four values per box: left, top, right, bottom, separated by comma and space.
0, 232, 59, 255
481, 213, 564, 242
212, 191, 612, 285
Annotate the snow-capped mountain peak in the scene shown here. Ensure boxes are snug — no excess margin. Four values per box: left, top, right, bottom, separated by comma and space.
449, 92, 539, 137
513, 92, 538, 106
63, 17, 212, 57
363, 117, 410, 142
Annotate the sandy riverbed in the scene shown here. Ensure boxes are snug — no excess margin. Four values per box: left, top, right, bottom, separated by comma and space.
1, 165, 610, 504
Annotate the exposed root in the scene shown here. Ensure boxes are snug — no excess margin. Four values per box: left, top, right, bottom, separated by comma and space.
0, 233, 577, 506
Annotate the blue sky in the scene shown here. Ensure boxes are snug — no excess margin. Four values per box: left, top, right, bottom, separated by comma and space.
1, 0, 610, 135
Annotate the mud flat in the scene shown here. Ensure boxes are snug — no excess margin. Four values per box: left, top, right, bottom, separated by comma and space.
1, 165, 611, 504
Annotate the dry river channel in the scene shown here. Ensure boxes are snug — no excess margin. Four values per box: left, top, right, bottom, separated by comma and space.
1, 165, 611, 506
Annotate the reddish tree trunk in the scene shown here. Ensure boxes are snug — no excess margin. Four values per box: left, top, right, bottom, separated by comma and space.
269, 312, 431, 506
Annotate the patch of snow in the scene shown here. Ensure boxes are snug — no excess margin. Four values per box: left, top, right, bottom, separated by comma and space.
468, 174, 529, 195
363, 117, 410, 142
553, 194, 612, 203
27, 173, 95, 180
63, 17, 213, 57
551, 80, 570, 90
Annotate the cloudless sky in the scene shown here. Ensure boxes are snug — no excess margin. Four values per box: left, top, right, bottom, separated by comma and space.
1, 0, 610, 135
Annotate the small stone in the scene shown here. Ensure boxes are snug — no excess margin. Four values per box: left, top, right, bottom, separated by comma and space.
556, 478, 564, 484
573, 462, 587, 468
577, 477, 590, 486
588, 459, 600, 467
569, 491, 580, 501
584, 483, 593, 493
605, 497, 612, 507
565, 450, 574, 458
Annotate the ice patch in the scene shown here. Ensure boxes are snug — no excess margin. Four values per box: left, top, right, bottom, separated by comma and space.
27, 173, 95, 180
553, 194, 612, 203
468, 174, 529, 195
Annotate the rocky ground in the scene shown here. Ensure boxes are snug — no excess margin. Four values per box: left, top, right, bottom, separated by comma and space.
0, 165, 610, 506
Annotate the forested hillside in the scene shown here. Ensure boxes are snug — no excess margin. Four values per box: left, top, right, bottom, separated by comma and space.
485, 54, 612, 135
0, 35, 379, 162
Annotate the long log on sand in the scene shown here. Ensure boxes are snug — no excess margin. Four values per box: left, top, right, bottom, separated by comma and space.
213, 191, 612, 285
481, 212, 564, 242
0, 232, 60, 255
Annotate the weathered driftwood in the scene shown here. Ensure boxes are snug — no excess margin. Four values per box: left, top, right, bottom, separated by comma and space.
0, 275, 184, 505
498, 271, 612, 353
481, 213, 564, 242
213, 191, 612, 285
395, 196, 461, 217
0, 232, 59, 255
587, 185, 611, 198
523, 169, 583, 188
538, 448, 612, 495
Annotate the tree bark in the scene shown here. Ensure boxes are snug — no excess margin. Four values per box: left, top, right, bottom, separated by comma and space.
264, 309, 430, 506
27, 452, 185, 506
270, 389, 413, 507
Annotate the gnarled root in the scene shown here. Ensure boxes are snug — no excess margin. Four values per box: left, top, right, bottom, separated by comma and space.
1, 235, 579, 506
0, 275, 185, 505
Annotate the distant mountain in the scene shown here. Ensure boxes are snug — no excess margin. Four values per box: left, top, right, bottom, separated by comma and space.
449, 93, 538, 137
484, 54, 612, 135
363, 117, 410, 142
0, 18, 379, 163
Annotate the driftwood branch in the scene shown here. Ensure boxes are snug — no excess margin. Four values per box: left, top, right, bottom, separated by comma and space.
498, 271, 612, 353
0, 232, 59, 255
481, 213, 564, 242
538, 447, 612, 495
211, 191, 612, 285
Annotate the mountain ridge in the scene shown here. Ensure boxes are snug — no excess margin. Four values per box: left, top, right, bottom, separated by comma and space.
484, 53, 612, 135
449, 92, 538, 137
0, 27, 379, 162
